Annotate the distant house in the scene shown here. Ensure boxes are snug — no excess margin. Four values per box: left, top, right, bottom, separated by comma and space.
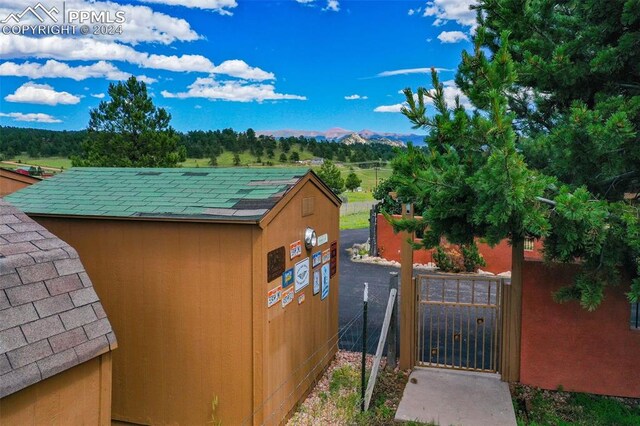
310, 157, 325, 166
6, 167, 341, 425
0, 168, 41, 197
0, 200, 116, 425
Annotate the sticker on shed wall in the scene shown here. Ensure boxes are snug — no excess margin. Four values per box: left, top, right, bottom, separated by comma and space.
317, 233, 328, 246
290, 240, 302, 259
322, 249, 330, 264
321, 263, 330, 300
312, 251, 322, 268
267, 285, 282, 308
294, 257, 310, 293
282, 268, 294, 288
282, 287, 294, 308
298, 294, 305, 305
330, 241, 338, 278
267, 247, 286, 282
313, 269, 320, 295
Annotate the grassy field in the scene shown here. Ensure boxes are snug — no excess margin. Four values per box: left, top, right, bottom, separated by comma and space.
340, 211, 370, 230
343, 191, 375, 203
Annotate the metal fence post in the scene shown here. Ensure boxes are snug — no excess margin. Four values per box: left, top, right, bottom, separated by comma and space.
387, 272, 399, 370
361, 282, 368, 412
369, 207, 377, 256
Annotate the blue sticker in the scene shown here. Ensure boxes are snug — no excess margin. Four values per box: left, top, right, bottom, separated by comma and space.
321, 263, 330, 300
282, 268, 294, 288
312, 251, 322, 268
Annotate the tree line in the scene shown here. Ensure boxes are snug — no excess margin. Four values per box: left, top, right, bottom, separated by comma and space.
1, 125, 399, 168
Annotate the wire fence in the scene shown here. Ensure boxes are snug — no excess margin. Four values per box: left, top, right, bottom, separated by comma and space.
240, 305, 368, 425
238, 281, 397, 425
340, 200, 377, 216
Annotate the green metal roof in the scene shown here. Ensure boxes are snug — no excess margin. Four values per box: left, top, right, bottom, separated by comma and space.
5, 167, 310, 221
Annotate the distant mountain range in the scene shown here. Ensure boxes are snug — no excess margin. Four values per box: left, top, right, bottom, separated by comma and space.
256, 128, 426, 146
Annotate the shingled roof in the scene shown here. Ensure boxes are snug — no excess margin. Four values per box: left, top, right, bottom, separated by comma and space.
0, 199, 116, 399
4, 167, 314, 221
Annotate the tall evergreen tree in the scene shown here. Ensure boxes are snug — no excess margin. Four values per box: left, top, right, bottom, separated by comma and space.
73, 77, 185, 167
392, 20, 639, 310
316, 160, 345, 195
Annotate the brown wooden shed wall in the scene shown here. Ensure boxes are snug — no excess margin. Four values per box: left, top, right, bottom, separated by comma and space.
0, 170, 39, 197
0, 353, 112, 425
32, 217, 255, 425
27, 173, 340, 425
254, 178, 340, 425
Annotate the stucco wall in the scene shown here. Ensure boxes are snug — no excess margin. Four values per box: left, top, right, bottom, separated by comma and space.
520, 260, 640, 397
376, 214, 542, 273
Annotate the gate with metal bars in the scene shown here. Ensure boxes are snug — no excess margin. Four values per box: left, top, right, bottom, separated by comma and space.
415, 273, 503, 373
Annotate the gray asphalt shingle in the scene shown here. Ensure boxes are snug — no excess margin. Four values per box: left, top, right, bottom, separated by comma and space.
0, 200, 117, 399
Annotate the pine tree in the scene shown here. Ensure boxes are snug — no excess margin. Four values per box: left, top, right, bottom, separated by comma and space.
316, 160, 345, 195
345, 171, 362, 191
73, 77, 186, 167
392, 23, 639, 310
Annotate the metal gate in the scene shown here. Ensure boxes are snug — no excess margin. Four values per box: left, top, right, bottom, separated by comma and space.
415, 273, 502, 373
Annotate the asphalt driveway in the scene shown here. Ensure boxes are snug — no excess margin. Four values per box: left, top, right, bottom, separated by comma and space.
339, 228, 398, 353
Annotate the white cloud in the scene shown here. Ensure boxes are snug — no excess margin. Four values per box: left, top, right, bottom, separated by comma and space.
323, 0, 339, 12
211, 60, 274, 81
137, 75, 158, 84
437, 30, 469, 43
138, 0, 237, 15
0, 0, 200, 45
440, 79, 471, 108
0, 36, 215, 73
423, 0, 477, 28
344, 94, 368, 100
374, 103, 405, 113
376, 80, 471, 113
0, 60, 130, 81
376, 67, 453, 77
91, 93, 105, 98
161, 77, 306, 103
295, 0, 316, 3
5, 82, 81, 105
0, 112, 62, 123
194, 104, 202, 109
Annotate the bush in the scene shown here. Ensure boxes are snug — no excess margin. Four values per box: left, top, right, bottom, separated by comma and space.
433, 242, 486, 273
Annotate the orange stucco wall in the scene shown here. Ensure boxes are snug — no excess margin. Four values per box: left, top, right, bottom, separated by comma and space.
520, 260, 640, 397
376, 214, 542, 274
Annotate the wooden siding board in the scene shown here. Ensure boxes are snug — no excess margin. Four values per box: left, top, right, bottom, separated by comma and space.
32, 218, 255, 425
0, 354, 111, 425
262, 179, 340, 425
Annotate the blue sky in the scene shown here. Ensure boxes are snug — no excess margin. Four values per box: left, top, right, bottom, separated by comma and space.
0, 0, 475, 133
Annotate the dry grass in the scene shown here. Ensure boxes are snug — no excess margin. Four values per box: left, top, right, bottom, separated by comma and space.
288, 351, 411, 426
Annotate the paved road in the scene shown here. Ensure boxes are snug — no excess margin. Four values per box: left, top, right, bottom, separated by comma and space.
339, 228, 398, 353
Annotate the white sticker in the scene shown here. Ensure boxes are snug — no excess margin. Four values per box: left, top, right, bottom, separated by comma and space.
282, 287, 294, 308
267, 285, 282, 308
313, 269, 320, 295
294, 257, 310, 293
317, 233, 328, 246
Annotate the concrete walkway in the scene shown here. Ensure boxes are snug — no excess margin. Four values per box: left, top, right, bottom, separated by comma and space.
395, 368, 516, 426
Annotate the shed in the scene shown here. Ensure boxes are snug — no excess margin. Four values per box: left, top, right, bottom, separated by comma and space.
6, 167, 341, 425
0, 168, 41, 197
0, 199, 116, 425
